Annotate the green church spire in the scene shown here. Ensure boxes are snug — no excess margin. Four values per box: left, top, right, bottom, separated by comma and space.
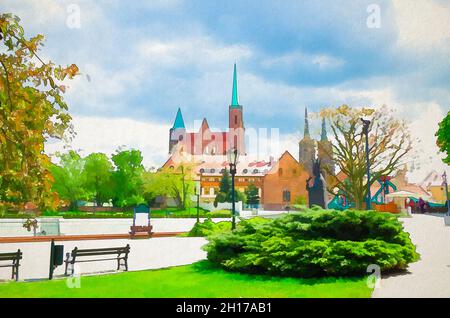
231, 63, 240, 107
321, 117, 328, 141
172, 107, 185, 129
304, 107, 310, 137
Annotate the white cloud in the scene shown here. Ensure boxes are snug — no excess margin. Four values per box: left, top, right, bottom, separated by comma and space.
262, 51, 344, 70
393, 0, 450, 50
45, 115, 170, 169
138, 37, 253, 69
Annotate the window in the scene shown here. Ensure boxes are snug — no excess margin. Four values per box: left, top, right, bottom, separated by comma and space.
178, 135, 183, 141
235, 115, 238, 125
200, 168, 205, 174
282, 190, 291, 202
253, 169, 259, 174
278, 168, 283, 176
243, 169, 248, 174
210, 169, 215, 173
293, 169, 297, 175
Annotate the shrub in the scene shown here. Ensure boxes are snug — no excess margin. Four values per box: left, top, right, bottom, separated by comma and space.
186, 219, 232, 237
203, 210, 419, 277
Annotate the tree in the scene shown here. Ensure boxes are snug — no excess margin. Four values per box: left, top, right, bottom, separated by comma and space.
49, 151, 86, 210
321, 105, 412, 209
214, 169, 246, 207
0, 14, 79, 211
245, 183, 260, 206
436, 111, 450, 165
142, 164, 195, 209
111, 149, 145, 207
83, 153, 113, 207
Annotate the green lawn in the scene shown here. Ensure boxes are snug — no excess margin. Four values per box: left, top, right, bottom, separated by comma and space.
0, 261, 372, 298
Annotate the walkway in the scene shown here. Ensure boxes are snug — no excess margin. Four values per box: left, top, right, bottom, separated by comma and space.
0, 237, 207, 281
373, 214, 450, 298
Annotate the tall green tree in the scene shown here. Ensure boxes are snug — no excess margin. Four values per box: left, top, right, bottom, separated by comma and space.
0, 14, 79, 211
245, 183, 260, 206
49, 151, 86, 210
111, 149, 145, 207
436, 111, 450, 165
214, 169, 245, 207
83, 153, 113, 207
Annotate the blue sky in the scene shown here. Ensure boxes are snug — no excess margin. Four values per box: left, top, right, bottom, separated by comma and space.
2, 0, 450, 181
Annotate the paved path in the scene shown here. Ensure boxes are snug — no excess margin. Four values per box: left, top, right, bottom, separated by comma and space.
0, 237, 207, 281
373, 214, 450, 298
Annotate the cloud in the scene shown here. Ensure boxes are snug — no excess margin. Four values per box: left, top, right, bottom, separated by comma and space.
45, 115, 170, 169
393, 0, 450, 50
262, 51, 345, 71
137, 37, 253, 70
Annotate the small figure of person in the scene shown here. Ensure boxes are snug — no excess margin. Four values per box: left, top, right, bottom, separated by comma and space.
418, 197, 425, 214
405, 198, 414, 216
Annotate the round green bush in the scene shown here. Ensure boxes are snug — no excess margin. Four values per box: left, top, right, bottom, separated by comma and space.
203, 210, 419, 277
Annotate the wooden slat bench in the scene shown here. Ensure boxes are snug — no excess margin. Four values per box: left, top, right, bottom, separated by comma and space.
0, 249, 22, 281
64, 245, 130, 276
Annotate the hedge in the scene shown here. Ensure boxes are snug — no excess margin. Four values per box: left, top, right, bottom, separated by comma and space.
203, 210, 419, 277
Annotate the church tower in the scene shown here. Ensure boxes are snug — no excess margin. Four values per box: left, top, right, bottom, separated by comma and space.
228, 63, 246, 155
169, 107, 186, 154
317, 117, 335, 177
299, 107, 315, 175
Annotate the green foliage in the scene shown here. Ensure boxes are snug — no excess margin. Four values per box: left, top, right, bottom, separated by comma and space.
186, 219, 232, 237
142, 164, 195, 209
111, 149, 145, 207
436, 111, 450, 165
219, 169, 231, 193
214, 169, 246, 207
204, 210, 419, 278
245, 183, 260, 205
0, 14, 79, 210
294, 195, 307, 206
49, 151, 86, 210
83, 153, 114, 207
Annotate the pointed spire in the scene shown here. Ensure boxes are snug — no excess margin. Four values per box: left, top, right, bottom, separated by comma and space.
172, 107, 185, 129
304, 107, 310, 137
231, 63, 239, 107
321, 117, 328, 141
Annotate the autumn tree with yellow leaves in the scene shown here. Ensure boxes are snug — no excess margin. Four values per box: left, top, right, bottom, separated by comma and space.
319, 105, 412, 209
0, 14, 79, 211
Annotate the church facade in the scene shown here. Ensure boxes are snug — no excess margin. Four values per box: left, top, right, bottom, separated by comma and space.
168, 63, 245, 156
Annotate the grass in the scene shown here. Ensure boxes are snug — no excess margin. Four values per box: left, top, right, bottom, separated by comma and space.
0, 261, 373, 298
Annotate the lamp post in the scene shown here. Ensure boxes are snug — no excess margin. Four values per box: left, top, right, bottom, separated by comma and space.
361, 118, 372, 210
443, 172, 449, 216
227, 148, 239, 230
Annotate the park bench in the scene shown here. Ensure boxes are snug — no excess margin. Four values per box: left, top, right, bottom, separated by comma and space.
64, 245, 130, 276
0, 249, 22, 281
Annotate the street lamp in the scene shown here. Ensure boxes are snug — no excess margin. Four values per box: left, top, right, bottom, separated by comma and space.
227, 148, 239, 230
361, 118, 372, 210
443, 172, 449, 216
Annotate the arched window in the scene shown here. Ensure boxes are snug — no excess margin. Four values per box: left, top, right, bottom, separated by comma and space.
235, 115, 238, 125
282, 190, 291, 202
278, 168, 283, 176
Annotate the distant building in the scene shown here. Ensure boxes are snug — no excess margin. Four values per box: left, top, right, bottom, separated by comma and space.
162, 64, 314, 210
168, 63, 245, 156
298, 107, 335, 178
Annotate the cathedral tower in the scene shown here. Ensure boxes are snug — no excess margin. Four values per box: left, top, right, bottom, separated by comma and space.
169, 107, 186, 154
317, 117, 335, 177
298, 107, 315, 175
228, 63, 246, 155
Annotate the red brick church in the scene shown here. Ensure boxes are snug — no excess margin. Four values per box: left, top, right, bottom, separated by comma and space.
168, 63, 245, 156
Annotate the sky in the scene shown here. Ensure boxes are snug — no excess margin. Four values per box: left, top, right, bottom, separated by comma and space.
1, 0, 449, 182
